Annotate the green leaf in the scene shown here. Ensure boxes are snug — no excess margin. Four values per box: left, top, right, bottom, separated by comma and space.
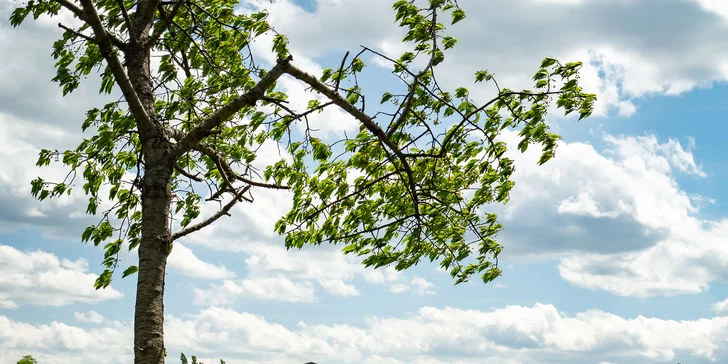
122, 265, 138, 278
475, 70, 492, 83
540, 57, 558, 68
451, 8, 466, 24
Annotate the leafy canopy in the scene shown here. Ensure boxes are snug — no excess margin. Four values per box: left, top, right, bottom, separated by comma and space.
11, 0, 595, 287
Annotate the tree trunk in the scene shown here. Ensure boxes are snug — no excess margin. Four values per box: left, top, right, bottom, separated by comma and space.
134, 162, 172, 364
126, 43, 174, 364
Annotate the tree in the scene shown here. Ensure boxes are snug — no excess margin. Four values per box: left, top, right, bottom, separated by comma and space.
9, 0, 595, 362
17, 355, 38, 364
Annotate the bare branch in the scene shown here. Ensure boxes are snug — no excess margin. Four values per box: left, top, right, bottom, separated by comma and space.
58, 22, 95, 42
174, 165, 203, 182
334, 50, 349, 92
171, 185, 251, 240
386, 83, 416, 138
173, 56, 293, 156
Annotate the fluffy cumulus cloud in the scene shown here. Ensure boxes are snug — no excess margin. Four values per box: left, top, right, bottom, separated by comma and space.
4, 303, 728, 364
0, 77, 123, 241
498, 131, 705, 255
713, 298, 728, 316
194, 277, 317, 304
162, 303, 728, 363
482, 129, 728, 298
74, 310, 106, 324
0, 314, 131, 364
0, 245, 122, 309
167, 243, 235, 280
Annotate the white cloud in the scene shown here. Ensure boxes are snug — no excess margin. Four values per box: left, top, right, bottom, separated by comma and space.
74, 311, 105, 324
163, 303, 728, 363
713, 298, 728, 316
389, 277, 435, 296
193, 277, 316, 305
466, 129, 728, 298
191, 242, 435, 303
0, 314, 131, 364
3, 300, 728, 363
167, 243, 234, 280
239, 188, 292, 238
0, 245, 122, 309
319, 279, 360, 297
692, 0, 728, 20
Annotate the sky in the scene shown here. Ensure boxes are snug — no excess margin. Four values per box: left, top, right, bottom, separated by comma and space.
1, 0, 728, 363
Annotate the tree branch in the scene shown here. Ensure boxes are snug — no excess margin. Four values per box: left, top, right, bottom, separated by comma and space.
261, 96, 334, 123
334, 51, 349, 92
54, 0, 127, 49
167, 126, 289, 191
132, 0, 164, 44
171, 185, 251, 240
386, 4, 439, 138
284, 63, 422, 221
148, 0, 183, 47
58, 22, 94, 42
76, 0, 152, 132
117, 0, 137, 44
173, 56, 293, 156
174, 165, 203, 182
54, 0, 86, 20
193, 143, 289, 190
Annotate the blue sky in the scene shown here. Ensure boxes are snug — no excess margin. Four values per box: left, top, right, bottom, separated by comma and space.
2, 0, 728, 363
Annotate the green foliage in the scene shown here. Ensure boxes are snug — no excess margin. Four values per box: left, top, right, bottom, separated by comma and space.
13, 0, 594, 290
17, 355, 37, 364
270, 1, 595, 285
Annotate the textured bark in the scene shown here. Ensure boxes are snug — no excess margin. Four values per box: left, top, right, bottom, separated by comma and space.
126, 43, 174, 364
